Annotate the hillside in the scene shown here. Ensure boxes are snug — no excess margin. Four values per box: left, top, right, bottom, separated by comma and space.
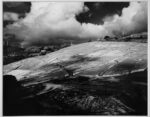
3, 41, 147, 115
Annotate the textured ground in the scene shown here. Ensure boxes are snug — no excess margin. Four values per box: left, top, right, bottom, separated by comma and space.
3, 41, 147, 115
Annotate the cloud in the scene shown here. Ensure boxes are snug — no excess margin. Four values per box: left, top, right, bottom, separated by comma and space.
103, 2, 147, 36
4, 12, 19, 21
5, 1, 147, 47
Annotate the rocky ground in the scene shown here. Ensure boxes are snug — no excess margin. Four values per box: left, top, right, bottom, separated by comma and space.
3, 41, 147, 115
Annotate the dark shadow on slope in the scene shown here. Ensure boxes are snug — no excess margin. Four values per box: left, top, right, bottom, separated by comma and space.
99, 59, 147, 76
39, 54, 99, 70
56, 54, 100, 66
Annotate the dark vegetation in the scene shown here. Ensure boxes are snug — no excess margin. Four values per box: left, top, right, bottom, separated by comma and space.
3, 34, 72, 65
103, 32, 147, 42
3, 68, 147, 115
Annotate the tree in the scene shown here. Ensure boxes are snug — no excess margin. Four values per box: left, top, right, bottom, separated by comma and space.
104, 36, 110, 41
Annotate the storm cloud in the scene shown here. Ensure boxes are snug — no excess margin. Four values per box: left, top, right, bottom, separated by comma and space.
5, 1, 147, 47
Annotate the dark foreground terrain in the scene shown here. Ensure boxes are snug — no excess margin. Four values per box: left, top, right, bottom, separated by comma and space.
3, 69, 147, 115
3, 42, 147, 115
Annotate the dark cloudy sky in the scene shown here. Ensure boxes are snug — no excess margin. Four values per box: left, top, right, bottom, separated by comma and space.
77, 2, 129, 24
3, 2, 129, 26
3, 2, 147, 47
